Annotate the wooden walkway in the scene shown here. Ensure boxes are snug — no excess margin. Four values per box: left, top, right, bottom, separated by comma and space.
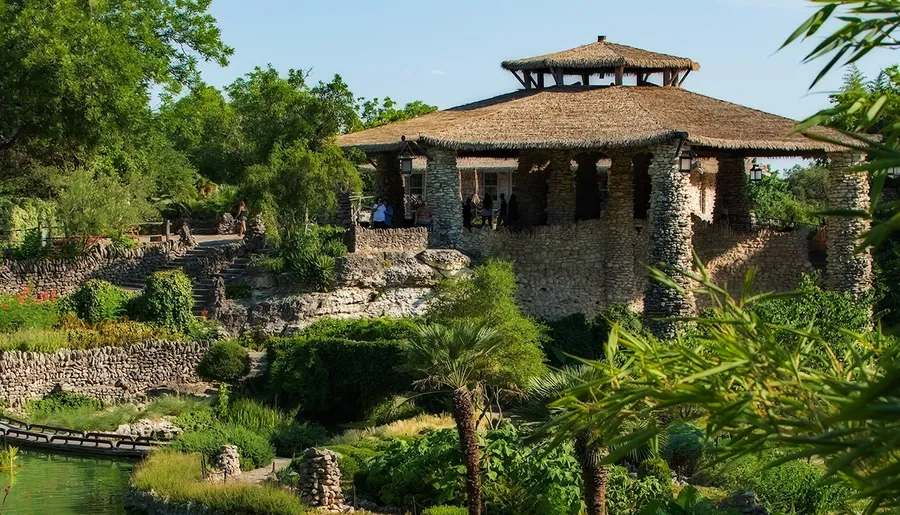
0, 414, 169, 458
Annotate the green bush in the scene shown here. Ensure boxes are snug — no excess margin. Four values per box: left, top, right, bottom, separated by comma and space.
25, 391, 103, 415
271, 423, 329, 457
224, 284, 252, 300
135, 270, 195, 332
366, 425, 584, 514
197, 340, 250, 382
607, 465, 670, 514
545, 305, 646, 365
63, 280, 133, 324
296, 317, 418, 342
275, 226, 348, 292
170, 423, 275, 470
712, 452, 852, 515
756, 274, 871, 363
252, 256, 285, 274
0, 295, 59, 332
174, 408, 217, 432
422, 507, 468, 515
663, 422, 706, 477
638, 457, 673, 500
268, 336, 411, 424
222, 398, 287, 432
323, 444, 378, 482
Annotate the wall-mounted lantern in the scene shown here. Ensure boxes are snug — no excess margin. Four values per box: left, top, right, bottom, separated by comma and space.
749, 163, 763, 183
679, 150, 696, 173
399, 136, 414, 175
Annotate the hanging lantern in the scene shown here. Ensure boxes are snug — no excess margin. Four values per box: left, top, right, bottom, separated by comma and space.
749, 163, 763, 183
398, 136, 414, 175
679, 150, 696, 173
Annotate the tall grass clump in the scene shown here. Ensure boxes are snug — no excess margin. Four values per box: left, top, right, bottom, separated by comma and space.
133, 452, 310, 515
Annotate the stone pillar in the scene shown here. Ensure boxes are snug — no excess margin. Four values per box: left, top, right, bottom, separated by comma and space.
297, 448, 344, 510
374, 153, 405, 223
826, 151, 872, 298
713, 156, 752, 231
575, 153, 603, 221
606, 150, 636, 304
426, 147, 462, 247
546, 151, 576, 225
644, 142, 695, 338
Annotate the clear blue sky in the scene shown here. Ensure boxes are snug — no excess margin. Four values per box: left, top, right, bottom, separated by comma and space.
195, 0, 898, 169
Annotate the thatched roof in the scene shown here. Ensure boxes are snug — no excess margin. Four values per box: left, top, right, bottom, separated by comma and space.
337, 86, 851, 156
501, 39, 700, 73
359, 157, 518, 174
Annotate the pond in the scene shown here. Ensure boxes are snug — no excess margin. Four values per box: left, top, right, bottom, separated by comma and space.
0, 449, 135, 514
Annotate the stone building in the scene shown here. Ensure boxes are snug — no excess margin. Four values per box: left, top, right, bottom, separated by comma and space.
338, 36, 869, 336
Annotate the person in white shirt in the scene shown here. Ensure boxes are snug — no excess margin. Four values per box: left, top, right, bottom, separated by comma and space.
371, 198, 388, 229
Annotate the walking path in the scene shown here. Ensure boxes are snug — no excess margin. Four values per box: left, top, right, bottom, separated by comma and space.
233, 457, 292, 484
0, 415, 168, 459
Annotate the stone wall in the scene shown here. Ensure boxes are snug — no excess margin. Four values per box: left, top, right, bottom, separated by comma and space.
693, 220, 813, 307
457, 214, 811, 320
0, 340, 210, 407
0, 240, 190, 295
349, 226, 429, 253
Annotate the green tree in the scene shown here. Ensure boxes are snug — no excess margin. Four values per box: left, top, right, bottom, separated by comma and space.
517, 366, 611, 515
428, 260, 547, 388
405, 322, 505, 515
354, 97, 438, 130
240, 140, 360, 242
157, 84, 241, 184
0, 0, 231, 166
54, 167, 154, 237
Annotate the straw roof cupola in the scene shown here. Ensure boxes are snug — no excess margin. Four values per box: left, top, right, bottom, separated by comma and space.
501, 36, 700, 89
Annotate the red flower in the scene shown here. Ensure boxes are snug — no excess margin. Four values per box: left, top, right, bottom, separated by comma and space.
1, 304, 8, 310
200, 310, 209, 318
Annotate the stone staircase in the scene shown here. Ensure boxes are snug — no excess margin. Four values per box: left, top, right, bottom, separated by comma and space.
116, 243, 246, 317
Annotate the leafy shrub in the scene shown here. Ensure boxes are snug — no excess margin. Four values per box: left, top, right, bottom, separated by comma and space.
663, 422, 706, 477
274, 226, 348, 292
109, 233, 140, 250
422, 507, 468, 515
296, 317, 418, 342
639, 485, 733, 515
756, 274, 871, 363
170, 423, 275, 470
365, 425, 584, 514
545, 305, 646, 365
222, 398, 287, 432
224, 283, 251, 299
638, 457, 673, 500
133, 452, 308, 514
0, 295, 59, 332
135, 270, 195, 332
711, 452, 852, 515
12, 229, 45, 260
271, 423, 329, 457
607, 465, 670, 514
268, 336, 411, 425
63, 280, 133, 323
428, 260, 547, 387
25, 391, 103, 414
322, 444, 378, 483
252, 255, 285, 274
174, 408, 217, 432
198, 340, 250, 382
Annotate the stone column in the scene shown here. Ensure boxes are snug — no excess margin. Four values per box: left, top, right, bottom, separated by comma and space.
374, 153, 406, 222
826, 151, 872, 298
644, 142, 695, 338
606, 150, 636, 304
713, 156, 752, 231
546, 151, 576, 225
426, 147, 462, 247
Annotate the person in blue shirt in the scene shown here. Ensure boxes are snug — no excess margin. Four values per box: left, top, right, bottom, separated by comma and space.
384, 202, 394, 227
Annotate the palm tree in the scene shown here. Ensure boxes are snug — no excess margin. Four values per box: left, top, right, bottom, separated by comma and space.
517, 366, 610, 515
405, 321, 505, 515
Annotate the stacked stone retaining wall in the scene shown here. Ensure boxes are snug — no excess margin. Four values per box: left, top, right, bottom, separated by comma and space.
350, 226, 428, 253
0, 340, 210, 407
0, 240, 190, 295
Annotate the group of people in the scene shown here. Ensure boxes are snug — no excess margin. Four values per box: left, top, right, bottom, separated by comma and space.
370, 198, 435, 231
463, 192, 518, 230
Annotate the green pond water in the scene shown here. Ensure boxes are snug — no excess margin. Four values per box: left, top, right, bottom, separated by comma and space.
0, 449, 134, 515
